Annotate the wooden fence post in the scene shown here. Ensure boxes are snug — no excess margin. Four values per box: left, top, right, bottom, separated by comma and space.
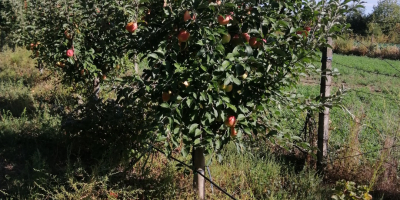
317, 37, 333, 171
193, 147, 205, 200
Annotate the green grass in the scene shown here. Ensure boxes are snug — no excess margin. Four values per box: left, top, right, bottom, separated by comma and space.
1, 48, 399, 199
298, 53, 400, 162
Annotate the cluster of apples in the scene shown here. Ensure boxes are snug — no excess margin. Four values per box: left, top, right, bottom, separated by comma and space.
218, 15, 265, 48
225, 116, 237, 137
29, 42, 41, 58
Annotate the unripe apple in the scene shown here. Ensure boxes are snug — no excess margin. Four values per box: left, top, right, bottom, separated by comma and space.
162, 91, 172, 102
225, 84, 233, 92
218, 15, 232, 25
219, 84, 226, 90
183, 10, 191, 22
230, 127, 237, 137
242, 33, 250, 43
56, 61, 65, 68
242, 71, 248, 79
66, 49, 74, 57
221, 33, 231, 44
178, 30, 190, 42
126, 22, 138, 33
225, 116, 236, 127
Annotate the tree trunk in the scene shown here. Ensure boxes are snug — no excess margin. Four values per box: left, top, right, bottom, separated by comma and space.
317, 37, 332, 172
193, 147, 205, 200
93, 77, 100, 100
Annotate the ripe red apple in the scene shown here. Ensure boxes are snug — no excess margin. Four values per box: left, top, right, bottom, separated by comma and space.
225, 116, 236, 127
66, 49, 74, 57
30, 43, 34, 50
183, 10, 191, 21
218, 15, 232, 25
35, 51, 39, 57
162, 91, 172, 102
178, 30, 190, 42
242, 33, 250, 43
126, 22, 138, 33
230, 127, 237, 137
221, 33, 231, 44
305, 26, 311, 32
249, 37, 259, 48
102, 74, 107, 80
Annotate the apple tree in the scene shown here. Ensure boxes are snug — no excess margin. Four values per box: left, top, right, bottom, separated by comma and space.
5, 0, 361, 198
114, 0, 360, 198
10, 0, 150, 97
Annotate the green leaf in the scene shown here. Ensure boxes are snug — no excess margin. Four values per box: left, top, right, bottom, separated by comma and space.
222, 60, 230, 68
237, 114, 245, 121
232, 77, 241, 85
194, 138, 201, 145
189, 124, 199, 134
195, 129, 202, 137
160, 103, 169, 108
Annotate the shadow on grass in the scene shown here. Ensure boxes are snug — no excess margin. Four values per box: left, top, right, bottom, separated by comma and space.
0, 98, 177, 199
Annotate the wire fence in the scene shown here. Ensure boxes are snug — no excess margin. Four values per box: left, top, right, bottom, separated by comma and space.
322, 36, 400, 172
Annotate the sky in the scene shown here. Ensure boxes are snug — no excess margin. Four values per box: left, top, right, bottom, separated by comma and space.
363, 0, 379, 14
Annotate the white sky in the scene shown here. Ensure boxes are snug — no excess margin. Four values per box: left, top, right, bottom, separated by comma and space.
363, 0, 379, 14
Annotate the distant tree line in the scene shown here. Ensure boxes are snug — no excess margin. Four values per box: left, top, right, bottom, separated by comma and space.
346, 0, 400, 43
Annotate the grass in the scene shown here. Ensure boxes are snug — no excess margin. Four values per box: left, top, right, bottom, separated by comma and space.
0, 47, 399, 199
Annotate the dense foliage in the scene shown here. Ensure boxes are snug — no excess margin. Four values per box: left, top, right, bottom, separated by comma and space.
3, 0, 360, 162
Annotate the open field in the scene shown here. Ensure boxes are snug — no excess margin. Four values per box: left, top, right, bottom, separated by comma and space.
0, 48, 399, 199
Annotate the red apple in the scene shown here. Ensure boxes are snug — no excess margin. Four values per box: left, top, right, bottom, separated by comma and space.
30, 43, 34, 50
218, 15, 232, 25
305, 26, 311, 32
162, 91, 172, 102
126, 22, 138, 33
242, 33, 250, 43
225, 116, 236, 127
183, 10, 191, 22
66, 49, 74, 57
102, 74, 107, 80
249, 37, 258, 48
178, 30, 190, 42
221, 33, 231, 44
230, 127, 237, 137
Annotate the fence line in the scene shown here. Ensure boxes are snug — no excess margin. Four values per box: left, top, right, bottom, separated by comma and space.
332, 60, 400, 78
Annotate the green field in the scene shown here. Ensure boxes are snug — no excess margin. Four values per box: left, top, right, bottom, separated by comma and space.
0, 49, 399, 199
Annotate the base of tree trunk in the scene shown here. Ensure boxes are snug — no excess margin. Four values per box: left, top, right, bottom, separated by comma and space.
193, 147, 205, 200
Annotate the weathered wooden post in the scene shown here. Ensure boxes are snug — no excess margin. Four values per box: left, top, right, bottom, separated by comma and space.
317, 37, 333, 171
